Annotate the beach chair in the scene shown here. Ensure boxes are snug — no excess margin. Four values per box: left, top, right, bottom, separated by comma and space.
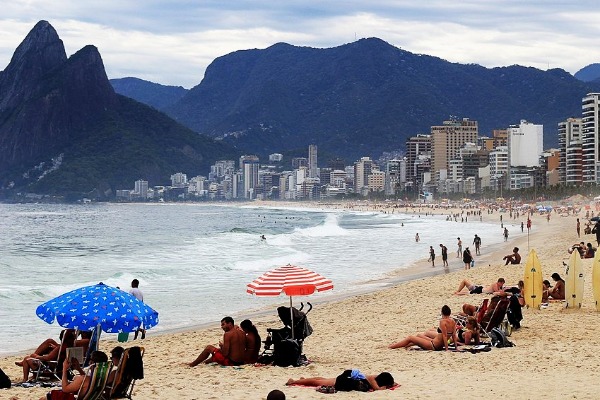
102, 346, 145, 399
454, 298, 489, 328
77, 361, 112, 400
83, 326, 101, 367
480, 296, 511, 337
32, 329, 76, 382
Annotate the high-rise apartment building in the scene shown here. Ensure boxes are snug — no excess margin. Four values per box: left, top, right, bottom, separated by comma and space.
134, 179, 148, 198
405, 135, 431, 185
508, 120, 543, 167
240, 155, 259, 199
431, 118, 478, 181
354, 157, 373, 194
170, 172, 188, 188
308, 144, 318, 179
582, 93, 600, 183
558, 118, 583, 185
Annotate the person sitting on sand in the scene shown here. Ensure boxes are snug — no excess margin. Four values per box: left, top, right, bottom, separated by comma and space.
18, 329, 76, 381
568, 242, 586, 258
416, 315, 480, 346
584, 242, 596, 259
502, 247, 521, 265
40, 351, 108, 400
389, 305, 458, 351
286, 370, 395, 391
240, 319, 261, 364
543, 273, 565, 301
187, 316, 246, 367
454, 278, 505, 295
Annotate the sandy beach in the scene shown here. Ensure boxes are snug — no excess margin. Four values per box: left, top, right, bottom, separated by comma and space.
2, 201, 599, 400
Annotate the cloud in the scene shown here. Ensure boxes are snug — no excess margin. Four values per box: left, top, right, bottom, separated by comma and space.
0, 1, 599, 87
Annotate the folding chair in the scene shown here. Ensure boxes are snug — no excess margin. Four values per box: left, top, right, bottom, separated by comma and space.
102, 346, 145, 399
77, 361, 112, 400
480, 296, 511, 337
32, 329, 76, 382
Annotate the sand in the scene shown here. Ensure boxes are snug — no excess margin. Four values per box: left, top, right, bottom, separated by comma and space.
2, 201, 599, 400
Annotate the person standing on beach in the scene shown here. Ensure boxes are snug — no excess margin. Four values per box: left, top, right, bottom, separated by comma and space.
429, 246, 435, 267
440, 244, 448, 267
415, 233, 420, 242
473, 234, 481, 255
503, 227, 509, 242
129, 279, 146, 339
592, 220, 600, 246
456, 237, 462, 258
463, 247, 473, 270
521, 221, 524, 232
577, 218, 581, 238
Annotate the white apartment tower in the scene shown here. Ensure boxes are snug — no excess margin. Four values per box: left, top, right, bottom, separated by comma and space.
508, 120, 544, 167
240, 155, 260, 199
308, 144, 318, 179
582, 93, 600, 183
170, 172, 188, 188
354, 157, 373, 194
134, 179, 148, 198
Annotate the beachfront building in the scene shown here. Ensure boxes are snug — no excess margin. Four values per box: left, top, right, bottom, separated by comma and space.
384, 159, 406, 196
558, 117, 583, 185
308, 144, 318, 179
508, 120, 544, 167
405, 134, 431, 187
134, 179, 148, 199
431, 118, 478, 184
240, 155, 260, 199
170, 172, 187, 188
187, 176, 207, 197
367, 169, 385, 193
582, 93, 600, 184
354, 157, 373, 195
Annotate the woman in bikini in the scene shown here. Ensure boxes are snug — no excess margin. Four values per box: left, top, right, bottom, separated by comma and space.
389, 305, 457, 351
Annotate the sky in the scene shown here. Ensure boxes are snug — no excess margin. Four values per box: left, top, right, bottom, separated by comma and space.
1, 1, 599, 88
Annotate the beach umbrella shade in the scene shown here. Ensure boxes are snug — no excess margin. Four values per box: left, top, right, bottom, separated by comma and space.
246, 264, 333, 338
36, 282, 159, 336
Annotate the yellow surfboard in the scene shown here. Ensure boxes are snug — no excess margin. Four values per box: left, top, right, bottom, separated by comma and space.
523, 249, 543, 309
565, 250, 584, 309
592, 252, 600, 311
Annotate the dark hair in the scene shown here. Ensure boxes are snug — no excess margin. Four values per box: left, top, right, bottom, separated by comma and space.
498, 278, 505, 283
90, 351, 108, 363
110, 346, 124, 361
62, 329, 76, 348
240, 319, 261, 349
267, 389, 286, 400
551, 272, 563, 282
375, 372, 394, 388
80, 331, 93, 339
441, 305, 451, 316
131, 279, 139, 288
221, 316, 234, 324
513, 247, 519, 252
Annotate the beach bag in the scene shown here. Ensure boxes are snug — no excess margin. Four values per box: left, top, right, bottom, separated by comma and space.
334, 370, 371, 392
0, 367, 10, 389
273, 339, 301, 367
489, 327, 514, 348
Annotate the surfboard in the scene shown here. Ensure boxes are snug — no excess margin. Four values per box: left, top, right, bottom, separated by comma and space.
565, 250, 584, 309
523, 249, 543, 309
592, 252, 600, 311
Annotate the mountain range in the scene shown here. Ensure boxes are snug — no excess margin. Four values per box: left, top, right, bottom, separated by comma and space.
113, 39, 600, 161
0, 21, 236, 199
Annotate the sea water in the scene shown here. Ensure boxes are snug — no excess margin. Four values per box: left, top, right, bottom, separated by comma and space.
0, 202, 520, 355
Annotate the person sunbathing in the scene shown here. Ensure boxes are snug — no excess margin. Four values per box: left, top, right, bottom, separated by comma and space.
19, 329, 76, 381
40, 351, 108, 400
417, 316, 480, 346
389, 305, 458, 351
454, 278, 505, 295
240, 319, 261, 364
286, 370, 395, 391
502, 247, 521, 265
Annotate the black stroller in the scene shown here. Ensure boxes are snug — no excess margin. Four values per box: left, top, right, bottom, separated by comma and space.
259, 302, 313, 367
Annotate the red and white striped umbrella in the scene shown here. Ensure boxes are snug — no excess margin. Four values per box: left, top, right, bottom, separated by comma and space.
246, 264, 333, 297
247, 264, 333, 339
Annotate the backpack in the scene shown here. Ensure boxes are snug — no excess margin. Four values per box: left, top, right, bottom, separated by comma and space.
489, 327, 514, 348
0, 367, 10, 389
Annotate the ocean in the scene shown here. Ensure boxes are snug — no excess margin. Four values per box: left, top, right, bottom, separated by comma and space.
0, 202, 519, 355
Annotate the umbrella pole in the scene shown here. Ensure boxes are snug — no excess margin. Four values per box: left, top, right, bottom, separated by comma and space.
290, 296, 294, 340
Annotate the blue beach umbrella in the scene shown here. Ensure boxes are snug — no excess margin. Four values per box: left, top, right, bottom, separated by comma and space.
36, 282, 159, 335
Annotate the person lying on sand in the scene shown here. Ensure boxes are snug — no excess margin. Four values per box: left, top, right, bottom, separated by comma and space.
417, 316, 480, 346
454, 278, 505, 295
389, 305, 457, 351
186, 316, 246, 367
286, 370, 395, 391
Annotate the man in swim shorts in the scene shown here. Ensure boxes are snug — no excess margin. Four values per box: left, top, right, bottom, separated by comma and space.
187, 316, 246, 367
454, 278, 505, 295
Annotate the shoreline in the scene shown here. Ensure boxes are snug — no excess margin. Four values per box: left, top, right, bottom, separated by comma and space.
3, 200, 598, 399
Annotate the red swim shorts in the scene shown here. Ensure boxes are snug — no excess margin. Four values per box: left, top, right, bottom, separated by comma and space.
211, 349, 235, 366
